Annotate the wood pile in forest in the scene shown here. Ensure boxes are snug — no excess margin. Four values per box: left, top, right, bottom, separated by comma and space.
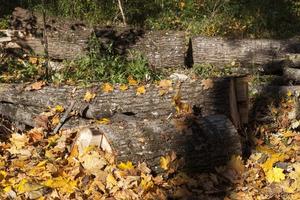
1, 7, 299, 72
0, 76, 249, 171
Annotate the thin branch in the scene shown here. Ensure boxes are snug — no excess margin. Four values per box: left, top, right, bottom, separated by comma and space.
117, 0, 127, 26
51, 100, 76, 135
42, 0, 50, 80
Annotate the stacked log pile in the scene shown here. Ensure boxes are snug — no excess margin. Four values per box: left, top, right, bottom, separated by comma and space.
0, 76, 248, 171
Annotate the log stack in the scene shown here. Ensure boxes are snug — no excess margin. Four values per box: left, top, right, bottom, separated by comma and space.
0, 76, 248, 171
283, 54, 300, 81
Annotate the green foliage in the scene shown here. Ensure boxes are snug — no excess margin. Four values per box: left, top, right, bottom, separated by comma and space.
2, 0, 299, 38
192, 63, 234, 78
0, 57, 41, 83
0, 16, 9, 29
60, 35, 160, 84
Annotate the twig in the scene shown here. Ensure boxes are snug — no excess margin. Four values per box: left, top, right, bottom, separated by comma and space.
51, 100, 76, 135
117, 0, 127, 26
42, 0, 50, 80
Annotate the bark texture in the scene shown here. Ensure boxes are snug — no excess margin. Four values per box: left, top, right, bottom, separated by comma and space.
90, 114, 242, 172
192, 36, 300, 72
0, 77, 248, 128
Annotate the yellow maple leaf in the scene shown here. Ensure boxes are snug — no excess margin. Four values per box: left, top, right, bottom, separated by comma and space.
160, 156, 170, 170
15, 179, 43, 194
265, 167, 285, 183
84, 91, 96, 102
128, 76, 138, 86
43, 176, 77, 193
136, 86, 146, 95
54, 105, 64, 113
102, 83, 114, 93
140, 173, 154, 191
106, 173, 117, 189
9, 133, 28, 149
96, 118, 110, 125
261, 153, 288, 172
118, 161, 134, 170
51, 115, 60, 126
119, 84, 128, 91
287, 90, 293, 97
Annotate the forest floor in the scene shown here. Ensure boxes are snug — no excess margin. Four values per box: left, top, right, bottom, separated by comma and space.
0, 75, 299, 200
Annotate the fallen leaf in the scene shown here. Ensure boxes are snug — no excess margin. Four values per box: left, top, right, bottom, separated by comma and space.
51, 115, 60, 126
136, 86, 146, 95
84, 91, 96, 102
102, 83, 114, 93
265, 167, 285, 183
160, 156, 170, 170
227, 155, 245, 175
27, 128, 44, 142
29, 57, 38, 64
54, 105, 64, 113
118, 161, 134, 170
128, 76, 138, 86
106, 173, 117, 189
201, 79, 213, 90
25, 81, 46, 91
119, 84, 128, 91
159, 79, 172, 88
96, 118, 110, 125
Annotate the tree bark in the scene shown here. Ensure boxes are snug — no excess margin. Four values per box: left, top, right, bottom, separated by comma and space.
0, 77, 248, 128
75, 114, 242, 172
192, 36, 300, 73
283, 67, 300, 81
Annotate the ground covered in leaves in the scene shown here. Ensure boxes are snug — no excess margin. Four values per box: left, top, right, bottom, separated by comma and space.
0, 90, 299, 200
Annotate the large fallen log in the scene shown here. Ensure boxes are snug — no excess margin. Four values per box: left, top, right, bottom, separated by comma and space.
192, 36, 300, 73
0, 77, 249, 129
74, 114, 242, 172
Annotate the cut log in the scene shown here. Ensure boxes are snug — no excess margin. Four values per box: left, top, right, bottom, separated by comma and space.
74, 114, 242, 172
0, 77, 248, 128
283, 67, 300, 81
192, 36, 300, 73
283, 54, 300, 68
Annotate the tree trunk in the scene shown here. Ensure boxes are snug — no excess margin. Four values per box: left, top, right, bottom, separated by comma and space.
0, 77, 249, 128
74, 114, 242, 172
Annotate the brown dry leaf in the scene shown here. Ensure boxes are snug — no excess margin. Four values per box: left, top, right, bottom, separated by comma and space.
34, 114, 49, 129
201, 79, 214, 90
102, 83, 114, 93
136, 86, 146, 95
159, 79, 172, 88
27, 128, 44, 142
29, 57, 38, 64
119, 84, 128, 91
227, 155, 245, 175
25, 81, 46, 91
84, 91, 96, 102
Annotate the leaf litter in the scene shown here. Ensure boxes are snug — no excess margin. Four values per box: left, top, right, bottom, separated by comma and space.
0, 89, 299, 199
